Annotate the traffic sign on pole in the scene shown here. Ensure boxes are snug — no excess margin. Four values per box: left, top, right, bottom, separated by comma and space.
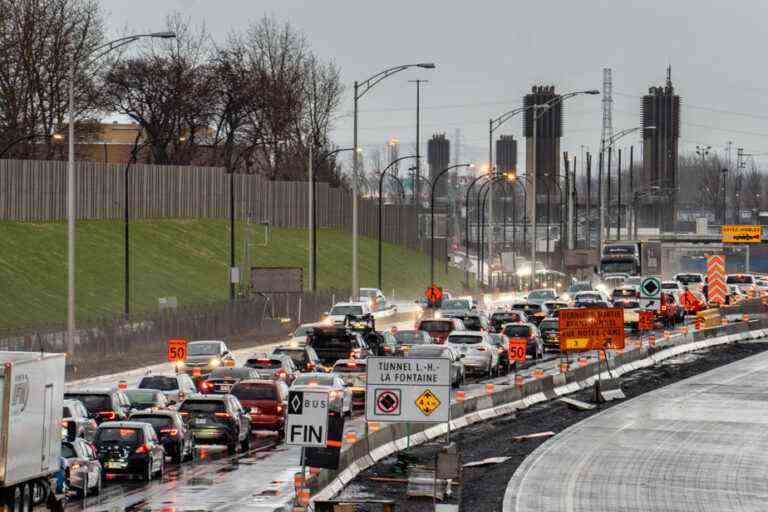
508, 338, 527, 362
286, 390, 329, 447
365, 357, 450, 423
640, 277, 661, 301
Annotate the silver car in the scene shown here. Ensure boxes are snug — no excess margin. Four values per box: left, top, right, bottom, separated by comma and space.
290, 373, 352, 417
445, 331, 499, 377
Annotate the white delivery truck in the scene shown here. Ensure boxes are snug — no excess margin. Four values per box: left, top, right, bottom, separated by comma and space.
0, 352, 67, 511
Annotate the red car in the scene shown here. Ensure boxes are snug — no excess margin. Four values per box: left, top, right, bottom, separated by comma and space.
415, 318, 465, 344
230, 379, 289, 437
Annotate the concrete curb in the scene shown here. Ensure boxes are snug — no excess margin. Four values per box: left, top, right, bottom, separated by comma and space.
310, 319, 767, 508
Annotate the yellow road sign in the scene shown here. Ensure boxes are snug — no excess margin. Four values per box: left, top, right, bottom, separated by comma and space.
415, 389, 441, 416
722, 225, 761, 243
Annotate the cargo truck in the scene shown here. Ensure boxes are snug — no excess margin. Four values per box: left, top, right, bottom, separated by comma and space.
0, 352, 67, 511
598, 241, 662, 278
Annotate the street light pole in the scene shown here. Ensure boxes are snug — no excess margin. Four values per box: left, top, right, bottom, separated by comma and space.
430, 163, 472, 286
351, 62, 435, 300
378, 155, 416, 290
67, 31, 175, 352
465, 173, 492, 287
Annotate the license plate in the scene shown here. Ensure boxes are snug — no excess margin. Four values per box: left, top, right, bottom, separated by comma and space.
195, 418, 207, 425
218, 384, 231, 392
106, 461, 126, 469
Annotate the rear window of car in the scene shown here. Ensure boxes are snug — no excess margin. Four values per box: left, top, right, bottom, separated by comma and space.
332, 362, 367, 373
64, 394, 111, 413
125, 390, 159, 404
613, 300, 640, 309
726, 275, 754, 284
209, 368, 253, 379
503, 325, 532, 338
441, 299, 470, 310
188, 342, 221, 356
513, 304, 541, 313
329, 305, 363, 316
447, 335, 483, 345
179, 400, 226, 414
408, 347, 449, 358
539, 320, 558, 332
393, 331, 427, 344
232, 383, 278, 401
676, 274, 702, 284
97, 427, 141, 444
138, 376, 178, 391
130, 415, 174, 429
661, 282, 679, 289
246, 359, 283, 369
418, 321, 454, 332
491, 312, 520, 323
272, 348, 309, 365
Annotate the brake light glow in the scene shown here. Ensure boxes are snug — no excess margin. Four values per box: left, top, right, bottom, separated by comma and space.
61, 420, 68, 427
276, 405, 283, 414
160, 428, 179, 436
214, 412, 230, 418
98, 411, 117, 420
179, 411, 188, 416
346, 362, 357, 368
476, 347, 487, 352
135, 444, 149, 454
307, 363, 316, 369
201, 381, 212, 390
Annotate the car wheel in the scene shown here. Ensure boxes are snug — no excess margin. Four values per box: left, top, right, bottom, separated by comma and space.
172, 442, 183, 464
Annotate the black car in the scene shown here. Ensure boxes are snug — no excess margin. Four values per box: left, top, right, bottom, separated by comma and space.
130, 410, 195, 464
488, 333, 510, 374
501, 323, 543, 359
179, 395, 252, 455
270, 345, 321, 372
511, 303, 546, 326
306, 326, 370, 368
63, 399, 98, 441
124, 389, 169, 413
489, 311, 527, 333
64, 389, 131, 424
538, 318, 560, 351
452, 313, 490, 332
202, 367, 261, 394
94, 421, 165, 481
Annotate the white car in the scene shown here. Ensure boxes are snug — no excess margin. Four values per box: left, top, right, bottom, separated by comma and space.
290, 373, 352, 417
358, 288, 387, 311
136, 373, 198, 405
325, 302, 372, 325
445, 331, 499, 377
661, 280, 684, 294
726, 274, 757, 293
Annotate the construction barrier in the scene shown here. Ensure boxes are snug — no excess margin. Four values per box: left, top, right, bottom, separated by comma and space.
696, 308, 722, 329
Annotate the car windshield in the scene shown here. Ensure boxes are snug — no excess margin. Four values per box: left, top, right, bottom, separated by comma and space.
232, 383, 278, 401
188, 343, 220, 356
209, 368, 253, 379
503, 325, 532, 338
294, 375, 335, 387
393, 331, 428, 344
408, 347, 449, 358
528, 290, 555, 300
125, 390, 159, 405
601, 262, 637, 274
448, 335, 483, 345
64, 394, 110, 413
332, 363, 367, 373
293, 326, 313, 337
539, 320, 558, 332
441, 299, 470, 310
329, 305, 363, 316
661, 282, 679, 289
419, 321, 453, 332
97, 428, 140, 445
491, 312, 520, 324
567, 282, 593, 293
459, 317, 484, 330
726, 275, 754, 284
273, 348, 308, 365
138, 376, 178, 392
61, 444, 77, 458
677, 274, 702, 284
179, 400, 226, 414
130, 415, 173, 429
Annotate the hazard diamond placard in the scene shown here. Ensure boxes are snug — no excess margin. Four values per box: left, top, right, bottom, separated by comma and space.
414, 389, 441, 416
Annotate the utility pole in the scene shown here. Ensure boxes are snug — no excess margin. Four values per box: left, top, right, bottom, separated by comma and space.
409, 79, 428, 204
586, 152, 592, 249
616, 148, 621, 240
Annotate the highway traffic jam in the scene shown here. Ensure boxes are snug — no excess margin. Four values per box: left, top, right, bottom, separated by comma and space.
36, 269, 762, 507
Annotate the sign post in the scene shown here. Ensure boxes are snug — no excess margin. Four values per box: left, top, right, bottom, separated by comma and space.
286, 389, 330, 508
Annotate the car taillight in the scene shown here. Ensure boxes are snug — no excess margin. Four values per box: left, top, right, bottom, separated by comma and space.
497, 348, 504, 353
179, 411, 188, 416
214, 412, 230, 418
61, 420, 68, 427
160, 428, 178, 436
307, 363, 316, 370
476, 347, 487, 352
276, 405, 283, 414
99, 411, 117, 420
135, 444, 149, 454
201, 381, 212, 390
277, 370, 287, 379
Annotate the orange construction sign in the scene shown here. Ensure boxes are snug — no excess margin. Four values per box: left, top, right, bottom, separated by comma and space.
639, 310, 655, 331
424, 285, 443, 305
508, 338, 528, 362
559, 307, 625, 351
707, 255, 727, 304
167, 338, 188, 362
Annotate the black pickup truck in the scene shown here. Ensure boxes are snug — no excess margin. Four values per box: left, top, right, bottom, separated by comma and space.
307, 326, 370, 369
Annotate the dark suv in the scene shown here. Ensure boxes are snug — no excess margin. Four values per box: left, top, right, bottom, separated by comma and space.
501, 323, 543, 360
538, 318, 560, 351
306, 326, 370, 368
94, 421, 165, 481
489, 311, 527, 333
201, 367, 260, 394
130, 410, 195, 464
64, 389, 131, 424
245, 355, 299, 384
179, 395, 252, 455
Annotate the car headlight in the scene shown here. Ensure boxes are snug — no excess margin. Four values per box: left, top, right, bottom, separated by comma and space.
209, 358, 221, 368
174, 361, 186, 369
434, 312, 442, 319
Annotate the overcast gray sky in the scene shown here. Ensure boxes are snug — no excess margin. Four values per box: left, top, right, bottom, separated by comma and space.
101, 0, 768, 169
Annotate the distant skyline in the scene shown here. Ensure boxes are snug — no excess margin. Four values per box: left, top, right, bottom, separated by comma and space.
101, 0, 768, 169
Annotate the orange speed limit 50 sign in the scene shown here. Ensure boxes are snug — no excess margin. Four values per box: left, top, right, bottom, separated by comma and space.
508, 338, 527, 362
167, 338, 188, 362
559, 307, 625, 351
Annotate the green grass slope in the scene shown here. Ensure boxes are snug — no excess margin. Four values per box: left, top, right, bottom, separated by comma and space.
0, 219, 467, 328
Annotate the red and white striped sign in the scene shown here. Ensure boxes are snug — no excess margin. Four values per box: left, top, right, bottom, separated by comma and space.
707, 255, 727, 304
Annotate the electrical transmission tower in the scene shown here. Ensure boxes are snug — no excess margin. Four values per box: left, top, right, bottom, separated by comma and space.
600, 68, 613, 155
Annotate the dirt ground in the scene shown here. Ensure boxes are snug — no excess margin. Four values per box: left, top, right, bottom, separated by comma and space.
335, 340, 768, 512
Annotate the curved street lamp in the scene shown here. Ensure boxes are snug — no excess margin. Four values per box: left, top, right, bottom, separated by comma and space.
430, 163, 473, 287
464, 171, 494, 286
352, 62, 436, 298
67, 31, 176, 352
378, 155, 416, 290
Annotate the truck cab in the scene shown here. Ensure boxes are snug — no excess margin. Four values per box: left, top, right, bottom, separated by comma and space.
599, 243, 641, 277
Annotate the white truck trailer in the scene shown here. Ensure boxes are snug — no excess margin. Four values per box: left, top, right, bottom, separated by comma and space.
0, 352, 66, 511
